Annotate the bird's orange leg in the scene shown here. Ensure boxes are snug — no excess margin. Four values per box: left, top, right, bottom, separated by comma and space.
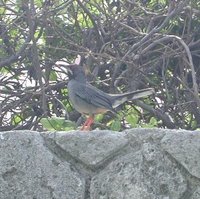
81, 115, 94, 131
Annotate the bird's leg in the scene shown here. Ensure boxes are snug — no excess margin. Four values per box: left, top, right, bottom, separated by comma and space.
81, 115, 94, 131
80, 118, 90, 130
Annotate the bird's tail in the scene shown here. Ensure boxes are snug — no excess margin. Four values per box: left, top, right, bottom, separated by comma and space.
111, 88, 154, 108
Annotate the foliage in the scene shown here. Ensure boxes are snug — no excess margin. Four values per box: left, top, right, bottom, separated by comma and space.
1, 0, 200, 131
40, 117, 76, 131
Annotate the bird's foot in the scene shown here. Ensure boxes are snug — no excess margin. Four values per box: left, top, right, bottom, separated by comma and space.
81, 125, 91, 131
81, 117, 94, 131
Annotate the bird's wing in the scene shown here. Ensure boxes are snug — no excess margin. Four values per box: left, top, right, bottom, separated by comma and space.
74, 82, 115, 112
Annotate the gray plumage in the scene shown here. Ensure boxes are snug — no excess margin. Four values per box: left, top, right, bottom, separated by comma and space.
67, 65, 154, 115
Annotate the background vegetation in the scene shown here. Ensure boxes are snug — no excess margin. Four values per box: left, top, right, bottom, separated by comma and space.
1, 0, 200, 131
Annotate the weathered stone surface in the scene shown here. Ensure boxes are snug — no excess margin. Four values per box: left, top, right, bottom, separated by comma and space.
0, 131, 85, 199
191, 187, 200, 199
90, 129, 187, 199
0, 129, 200, 199
161, 130, 200, 178
50, 130, 129, 168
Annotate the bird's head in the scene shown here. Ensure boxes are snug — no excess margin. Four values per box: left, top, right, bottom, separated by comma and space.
66, 64, 86, 82
55, 61, 87, 82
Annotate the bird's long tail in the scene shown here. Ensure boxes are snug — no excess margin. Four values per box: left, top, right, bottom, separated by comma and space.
111, 88, 154, 108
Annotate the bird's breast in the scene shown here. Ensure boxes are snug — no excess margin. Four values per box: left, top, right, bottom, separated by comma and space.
67, 80, 108, 115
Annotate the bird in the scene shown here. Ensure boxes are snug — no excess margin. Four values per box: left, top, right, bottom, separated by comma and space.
66, 64, 154, 131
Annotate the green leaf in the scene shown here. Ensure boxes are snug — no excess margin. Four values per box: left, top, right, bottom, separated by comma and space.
0, 7, 5, 15
141, 117, 158, 128
49, 71, 57, 81
95, 114, 104, 122
35, 0, 42, 8
0, 67, 9, 74
40, 117, 76, 131
149, 117, 158, 126
126, 114, 139, 128
12, 114, 22, 125
109, 120, 121, 131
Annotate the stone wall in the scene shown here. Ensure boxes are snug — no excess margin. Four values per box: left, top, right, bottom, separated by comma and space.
0, 129, 200, 199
